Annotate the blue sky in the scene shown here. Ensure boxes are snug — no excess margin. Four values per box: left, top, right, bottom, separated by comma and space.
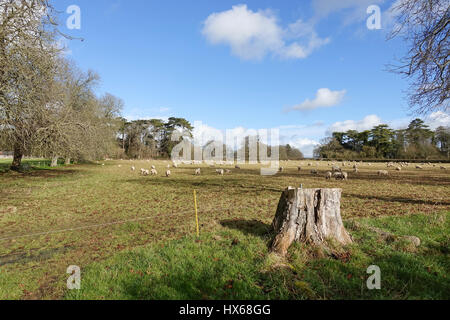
57, 0, 449, 157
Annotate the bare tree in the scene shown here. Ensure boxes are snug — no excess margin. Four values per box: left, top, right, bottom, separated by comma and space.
0, 0, 61, 170
388, 0, 449, 114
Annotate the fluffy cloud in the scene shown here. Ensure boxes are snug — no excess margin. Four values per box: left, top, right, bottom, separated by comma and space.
426, 111, 450, 129
286, 138, 320, 158
289, 88, 346, 112
202, 4, 329, 60
328, 114, 382, 133
327, 112, 450, 135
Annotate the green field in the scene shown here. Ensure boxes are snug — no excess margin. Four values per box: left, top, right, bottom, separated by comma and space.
0, 159, 449, 299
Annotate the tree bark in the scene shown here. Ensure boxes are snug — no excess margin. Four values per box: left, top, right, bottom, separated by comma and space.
10, 145, 23, 171
271, 187, 352, 256
51, 156, 58, 167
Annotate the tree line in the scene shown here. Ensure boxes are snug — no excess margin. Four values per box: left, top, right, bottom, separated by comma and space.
314, 119, 449, 160
117, 119, 304, 161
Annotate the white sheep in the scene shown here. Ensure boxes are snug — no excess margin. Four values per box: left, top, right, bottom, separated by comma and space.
279, 167, 284, 173
151, 169, 158, 176
165, 170, 171, 177
310, 169, 318, 175
440, 166, 446, 170
195, 168, 201, 175
378, 170, 389, 176
131, 166, 136, 171
416, 165, 423, 169
151, 165, 156, 170
335, 172, 348, 180
396, 167, 402, 171
217, 169, 224, 175
325, 171, 332, 180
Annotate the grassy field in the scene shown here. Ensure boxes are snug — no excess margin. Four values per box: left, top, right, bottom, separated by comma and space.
0, 159, 449, 300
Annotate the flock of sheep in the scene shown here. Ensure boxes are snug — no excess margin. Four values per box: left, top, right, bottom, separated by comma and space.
125, 161, 238, 178
104, 159, 447, 181
277, 160, 448, 181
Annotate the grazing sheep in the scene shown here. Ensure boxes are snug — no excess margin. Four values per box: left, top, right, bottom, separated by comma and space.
131, 166, 136, 171
378, 170, 389, 176
353, 167, 359, 173
310, 169, 318, 175
279, 167, 284, 173
396, 166, 402, 171
194, 168, 201, 175
335, 172, 348, 180
217, 169, 224, 175
151, 169, 158, 176
225, 169, 231, 174
151, 165, 156, 170
165, 170, 171, 177
297, 166, 302, 171
235, 165, 241, 169
173, 163, 178, 168
325, 171, 332, 180
440, 166, 446, 170
142, 169, 150, 176
416, 165, 423, 169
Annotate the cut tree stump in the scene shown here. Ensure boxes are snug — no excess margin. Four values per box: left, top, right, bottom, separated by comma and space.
271, 187, 352, 256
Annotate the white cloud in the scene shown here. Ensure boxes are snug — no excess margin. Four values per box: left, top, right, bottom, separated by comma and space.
426, 111, 450, 130
289, 88, 346, 111
285, 138, 320, 158
326, 112, 450, 135
328, 114, 382, 133
202, 4, 329, 60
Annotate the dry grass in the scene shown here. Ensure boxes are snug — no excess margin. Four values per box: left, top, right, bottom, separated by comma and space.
0, 159, 449, 299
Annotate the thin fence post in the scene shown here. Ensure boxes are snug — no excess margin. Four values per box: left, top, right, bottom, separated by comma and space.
193, 190, 199, 237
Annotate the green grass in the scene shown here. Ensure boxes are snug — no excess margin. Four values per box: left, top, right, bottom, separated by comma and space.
0, 160, 449, 299
65, 212, 449, 300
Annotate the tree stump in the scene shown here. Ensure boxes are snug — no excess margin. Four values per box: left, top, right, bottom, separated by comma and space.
271, 187, 352, 256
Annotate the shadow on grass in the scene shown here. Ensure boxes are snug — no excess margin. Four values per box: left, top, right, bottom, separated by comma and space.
0, 246, 72, 267
220, 219, 272, 239
121, 176, 284, 194
347, 192, 450, 206
0, 168, 81, 179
